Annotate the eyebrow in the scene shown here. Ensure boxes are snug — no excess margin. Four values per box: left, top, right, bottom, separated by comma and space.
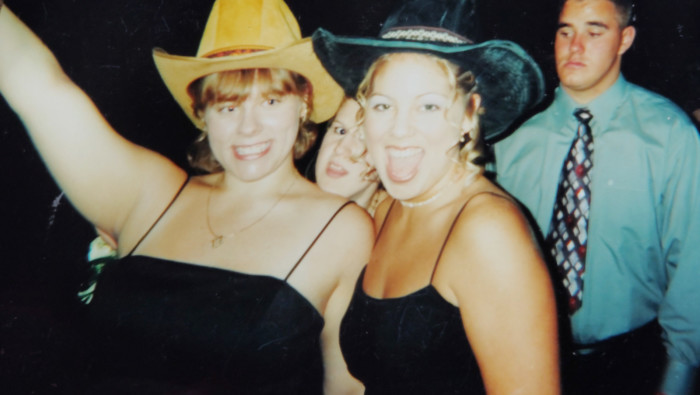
366, 92, 387, 99
557, 21, 610, 29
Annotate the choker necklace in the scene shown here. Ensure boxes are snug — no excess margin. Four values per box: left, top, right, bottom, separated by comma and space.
399, 170, 478, 209
205, 178, 295, 248
399, 187, 447, 208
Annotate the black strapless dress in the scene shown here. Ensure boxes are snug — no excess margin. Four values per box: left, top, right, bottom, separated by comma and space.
339, 269, 484, 395
340, 197, 493, 394
84, 256, 324, 394
79, 178, 352, 394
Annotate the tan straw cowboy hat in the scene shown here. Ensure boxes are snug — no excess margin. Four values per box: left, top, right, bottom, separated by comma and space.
153, 0, 344, 128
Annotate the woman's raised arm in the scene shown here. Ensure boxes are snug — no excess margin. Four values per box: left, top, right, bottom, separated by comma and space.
0, 5, 185, 239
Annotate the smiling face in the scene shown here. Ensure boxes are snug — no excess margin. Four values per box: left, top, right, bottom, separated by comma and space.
202, 72, 305, 182
555, 0, 636, 103
361, 53, 474, 201
315, 98, 378, 203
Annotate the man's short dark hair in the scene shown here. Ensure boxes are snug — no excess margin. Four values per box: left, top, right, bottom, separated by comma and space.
558, 0, 634, 27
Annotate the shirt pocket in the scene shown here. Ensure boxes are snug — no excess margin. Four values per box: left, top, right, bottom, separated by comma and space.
592, 168, 655, 243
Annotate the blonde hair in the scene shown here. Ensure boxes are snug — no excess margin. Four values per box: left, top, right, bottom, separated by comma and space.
356, 53, 485, 177
187, 68, 316, 172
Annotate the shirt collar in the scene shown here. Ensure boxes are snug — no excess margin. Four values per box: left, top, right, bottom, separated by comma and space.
551, 75, 629, 136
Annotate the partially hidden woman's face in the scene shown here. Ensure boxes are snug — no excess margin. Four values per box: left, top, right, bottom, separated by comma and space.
363, 53, 473, 200
203, 78, 303, 182
315, 99, 377, 201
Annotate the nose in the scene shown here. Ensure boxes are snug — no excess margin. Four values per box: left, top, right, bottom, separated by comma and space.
238, 102, 259, 136
335, 132, 366, 159
570, 32, 584, 53
389, 109, 412, 138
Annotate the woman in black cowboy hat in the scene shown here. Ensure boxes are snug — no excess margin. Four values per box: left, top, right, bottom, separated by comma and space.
0, 0, 372, 392
313, 0, 560, 393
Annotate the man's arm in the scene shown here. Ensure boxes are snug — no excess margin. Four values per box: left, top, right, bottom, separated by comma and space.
657, 116, 700, 395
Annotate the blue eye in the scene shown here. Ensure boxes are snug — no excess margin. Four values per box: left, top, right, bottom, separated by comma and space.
422, 104, 440, 111
334, 126, 347, 135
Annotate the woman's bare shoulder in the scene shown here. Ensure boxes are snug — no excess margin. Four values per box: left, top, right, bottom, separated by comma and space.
446, 188, 542, 274
372, 195, 394, 227
293, 180, 375, 240
458, 189, 529, 237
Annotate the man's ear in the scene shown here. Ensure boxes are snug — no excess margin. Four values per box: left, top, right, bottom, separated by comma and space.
618, 25, 636, 56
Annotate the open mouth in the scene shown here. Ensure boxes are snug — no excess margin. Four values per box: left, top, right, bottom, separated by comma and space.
386, 146, 424, 183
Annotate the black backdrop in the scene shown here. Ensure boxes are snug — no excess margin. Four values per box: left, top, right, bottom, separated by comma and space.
0, 0, 698, 392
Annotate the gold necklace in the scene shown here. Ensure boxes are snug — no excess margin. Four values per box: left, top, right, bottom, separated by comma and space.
205, 178, 295, 248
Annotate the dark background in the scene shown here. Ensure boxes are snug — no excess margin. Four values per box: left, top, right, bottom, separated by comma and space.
0, 0, 698, 393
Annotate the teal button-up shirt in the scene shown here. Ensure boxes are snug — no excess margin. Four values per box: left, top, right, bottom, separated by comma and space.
494, 76, 699, 394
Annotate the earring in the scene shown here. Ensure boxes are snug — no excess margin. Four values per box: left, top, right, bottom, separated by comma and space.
459, 128, 472, 144
446, 132, 468, 165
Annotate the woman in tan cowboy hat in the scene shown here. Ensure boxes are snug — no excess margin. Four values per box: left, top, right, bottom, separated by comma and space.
0, 0, 371, 393
313, 0, 560, 393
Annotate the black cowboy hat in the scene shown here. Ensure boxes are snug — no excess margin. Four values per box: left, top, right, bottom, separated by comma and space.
312, 0, 545, 142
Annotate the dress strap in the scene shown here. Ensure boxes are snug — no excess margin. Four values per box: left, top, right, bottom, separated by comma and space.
285, 201, 354, 282
125, 176, 191, 257
374, 198, 397, 243
429, 191, 505, 283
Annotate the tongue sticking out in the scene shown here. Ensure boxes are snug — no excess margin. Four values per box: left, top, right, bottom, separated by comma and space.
386, 148, 424, 183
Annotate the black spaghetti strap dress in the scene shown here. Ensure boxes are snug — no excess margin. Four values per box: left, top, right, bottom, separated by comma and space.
340, 197, 491, 395
82, 178, 353, 394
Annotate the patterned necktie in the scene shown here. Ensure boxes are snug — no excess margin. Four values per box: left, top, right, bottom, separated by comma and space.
547, 108, 593, 314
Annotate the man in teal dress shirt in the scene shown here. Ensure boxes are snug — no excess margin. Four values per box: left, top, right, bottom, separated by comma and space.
494, 0, 699, 394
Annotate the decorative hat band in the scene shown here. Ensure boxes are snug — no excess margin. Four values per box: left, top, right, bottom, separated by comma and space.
204, 47, 268, 58
310, 0, 546, 140
381, 27, 472, 44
